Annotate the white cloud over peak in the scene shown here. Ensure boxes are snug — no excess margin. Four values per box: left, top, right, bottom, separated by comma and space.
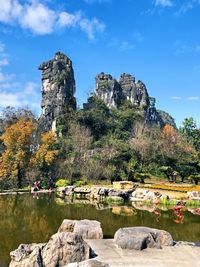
155, 0, 173, 7
0, 0, 105, 39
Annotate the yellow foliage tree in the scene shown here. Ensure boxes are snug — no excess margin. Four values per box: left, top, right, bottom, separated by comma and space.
31, 131, 59, 179
0, 119, 36, 188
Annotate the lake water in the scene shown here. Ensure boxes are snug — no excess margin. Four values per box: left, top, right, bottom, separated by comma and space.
1, 193, 200, 267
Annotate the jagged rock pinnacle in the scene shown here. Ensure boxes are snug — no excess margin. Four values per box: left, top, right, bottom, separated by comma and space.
38, 52, 76, 132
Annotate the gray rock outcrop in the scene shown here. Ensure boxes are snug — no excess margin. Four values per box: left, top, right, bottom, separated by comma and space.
42, 232, 90, 267
85, 72, 176, 128
95, 72, 149, 109
114, 227, 173, 250
38, 52, 76, 132
95, 72, 122, 108
9, 233, 90, 267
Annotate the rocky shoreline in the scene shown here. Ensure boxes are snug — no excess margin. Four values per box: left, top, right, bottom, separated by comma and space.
56, 181, 200, 205
9, 219, 200, 267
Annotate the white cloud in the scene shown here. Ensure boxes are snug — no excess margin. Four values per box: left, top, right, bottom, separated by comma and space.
155, 0, 173, 7
24, 82, 39, 96
79, 18, 105, 40
0, 81, 40, 109
171, 96, 182, 100
119, 41, 135, 51
0, 91, 21, 107
0, 72, 14, 82
57, 12, 80, 28
21, 2, 56, 35
187, 96, 199, 101
0, 0, 105, 39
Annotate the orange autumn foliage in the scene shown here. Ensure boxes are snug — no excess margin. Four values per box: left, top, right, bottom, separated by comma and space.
0, 119, 36, 179
31, 131, 59, 168
161, 124, 178, 144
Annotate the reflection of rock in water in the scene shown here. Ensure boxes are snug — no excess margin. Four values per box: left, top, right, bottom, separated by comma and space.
132, 201, 156, 213
112, 206, 137, 216
55, 197, 69, 206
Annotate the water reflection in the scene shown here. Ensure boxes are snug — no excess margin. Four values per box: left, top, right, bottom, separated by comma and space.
0, 193, 200, 267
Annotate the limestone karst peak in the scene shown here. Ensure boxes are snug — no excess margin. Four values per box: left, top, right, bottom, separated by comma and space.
38, 52, 76, 132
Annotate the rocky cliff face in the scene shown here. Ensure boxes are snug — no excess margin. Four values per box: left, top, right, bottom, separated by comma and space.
95, 72, 122, 108
93, 72, 175, 128
38, 52, 76, 132
95, 72, 149, 109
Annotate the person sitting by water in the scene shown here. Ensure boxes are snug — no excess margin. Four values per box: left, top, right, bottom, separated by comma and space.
48, 178, 54, 191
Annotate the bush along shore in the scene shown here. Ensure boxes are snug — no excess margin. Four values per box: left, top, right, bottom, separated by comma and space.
9, 218, 200, 267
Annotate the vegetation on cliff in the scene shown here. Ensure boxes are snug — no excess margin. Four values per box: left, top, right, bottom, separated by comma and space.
0, 101, 199, 190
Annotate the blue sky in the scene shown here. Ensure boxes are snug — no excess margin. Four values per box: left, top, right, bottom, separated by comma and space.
0, 0, 200, 127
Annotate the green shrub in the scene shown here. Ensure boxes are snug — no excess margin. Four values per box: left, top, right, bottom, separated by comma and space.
73, 180, 86, 187
134, 172, 151, 183
55, 179, 70, 188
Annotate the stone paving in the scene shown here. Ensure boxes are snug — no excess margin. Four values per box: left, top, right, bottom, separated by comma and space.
86, 239, 200, 267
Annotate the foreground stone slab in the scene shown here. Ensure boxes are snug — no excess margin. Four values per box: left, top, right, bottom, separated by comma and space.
114, 227, 173, 250
58, 219, 103, 239
86, 239, 200, 267
67, 259, 110, 267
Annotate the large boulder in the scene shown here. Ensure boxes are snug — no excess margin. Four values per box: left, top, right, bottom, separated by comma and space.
114, 227, 173, 250
42, 232, 90, 267
187, 191, 200, 200
58, 219, 103, 239
9, 233, 90, 267
65, 186, 75, 196
74, 188, 91, 194
131, 189, 149, 200
108, 189, 133, 200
